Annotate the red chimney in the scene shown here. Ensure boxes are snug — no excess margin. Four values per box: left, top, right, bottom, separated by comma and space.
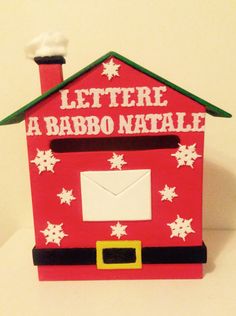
34, 56, 65, 94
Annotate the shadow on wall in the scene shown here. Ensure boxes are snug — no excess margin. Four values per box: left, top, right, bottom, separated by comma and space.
204, 229, 235, 274
203, 160, 236, 229
0, 220, 18, 247
203, 160, 236, 274
0, 124, 30, 247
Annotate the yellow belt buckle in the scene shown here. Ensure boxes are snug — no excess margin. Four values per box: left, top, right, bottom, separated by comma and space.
96, 240, 142, 270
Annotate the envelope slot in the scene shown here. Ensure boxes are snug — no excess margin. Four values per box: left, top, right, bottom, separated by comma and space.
81, 169, 152, 221
82, 170, 150, 196
50, 135, 180, 153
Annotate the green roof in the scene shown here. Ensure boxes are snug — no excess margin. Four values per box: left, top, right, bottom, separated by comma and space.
0, 51, 231, 125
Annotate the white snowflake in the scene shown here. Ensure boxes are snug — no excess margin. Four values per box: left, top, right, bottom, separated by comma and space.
57, 188, 76, 205
159, 185, 178, 202
167, 215, 195, 241
31, 149, 60, 174
102, 58, 120, 80
108, 152, 127, 170
110, 222, 127, 239
40, 221, 68, 246
171, 143, 201, 168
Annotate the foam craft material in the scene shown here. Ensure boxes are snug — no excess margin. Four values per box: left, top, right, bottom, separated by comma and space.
0, 33, 231, 280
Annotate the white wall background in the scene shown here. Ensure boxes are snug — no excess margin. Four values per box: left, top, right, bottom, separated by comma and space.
0, 0, 235, 245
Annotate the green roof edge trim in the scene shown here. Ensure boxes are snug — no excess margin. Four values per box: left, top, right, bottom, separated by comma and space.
0, 51, 232, 125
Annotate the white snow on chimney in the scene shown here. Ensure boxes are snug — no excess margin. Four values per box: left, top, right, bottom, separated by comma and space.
25, 32, 68, 59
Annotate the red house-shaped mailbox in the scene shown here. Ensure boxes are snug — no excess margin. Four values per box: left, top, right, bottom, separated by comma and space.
0, 41, 231, 280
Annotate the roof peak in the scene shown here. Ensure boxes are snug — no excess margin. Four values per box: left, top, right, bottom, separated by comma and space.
0, 51, 231, 125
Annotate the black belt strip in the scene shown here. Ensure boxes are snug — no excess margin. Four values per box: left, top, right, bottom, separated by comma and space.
33, 243, 207, 266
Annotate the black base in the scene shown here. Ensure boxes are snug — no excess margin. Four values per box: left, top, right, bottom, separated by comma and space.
33, 243, 207, 266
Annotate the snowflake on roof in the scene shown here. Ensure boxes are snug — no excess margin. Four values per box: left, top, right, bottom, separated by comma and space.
159, 185, 178, 202
108, 152, 127, 170
171, 143, 201, 168
40, 221, 68, 246
31, 149, 60, 174
110, 222, 127, 239
57, 188, 76, 206
102, 58, 120, 80
167, 215, 195, 241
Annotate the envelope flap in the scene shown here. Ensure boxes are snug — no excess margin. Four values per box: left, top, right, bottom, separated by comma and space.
81, 169, 150, 196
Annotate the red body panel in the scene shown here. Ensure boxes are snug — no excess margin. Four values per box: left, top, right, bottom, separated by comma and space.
38, 264, 203, 281
25, 57, 205, 280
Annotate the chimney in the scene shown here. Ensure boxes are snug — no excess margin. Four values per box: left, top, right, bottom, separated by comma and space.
25, 32, 68, 94
34, 56, 65, 93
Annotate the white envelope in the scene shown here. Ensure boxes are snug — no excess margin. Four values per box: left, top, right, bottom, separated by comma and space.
80, 169, 151, 221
